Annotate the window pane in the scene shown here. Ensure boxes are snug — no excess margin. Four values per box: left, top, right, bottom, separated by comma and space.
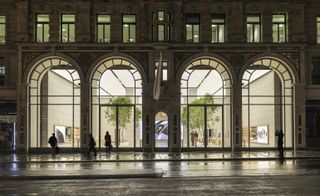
272, 24, 278, 43
123, 25, 129, 42
279, 24, 285, 42
37, 14, 49, 22
44, 24, 49, 42
62, 24, 68, 42
0, 16, 6, 23
69, 24, 75, 42
62, 14, 75, 22
0, 16, 5, 44
97, 25, 104, 42
186, 25, 193, 42
193, 25, 199, 43
254, 24, 261, 42
37, 25, 43, 42
105, 25, 110, 42
129, 25, 136, 42
158, 25, 165, 41
212, 14, 224, 23
247, 24, 253, 42
98, 15, 110, 23
219, 25, 225, 42
123, 15, 135, 23
212, 25, 217, 42
272, 14, 285, 22
158, 11, 165, 21
247, 16, 260, 23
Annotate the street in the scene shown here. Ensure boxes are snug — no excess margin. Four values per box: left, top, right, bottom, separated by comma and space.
1, 157, 320, 195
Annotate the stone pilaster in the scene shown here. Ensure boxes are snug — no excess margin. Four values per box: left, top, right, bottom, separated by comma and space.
295, 83, 306, 149
16, 83, 28, 152
15, 0, 29, 42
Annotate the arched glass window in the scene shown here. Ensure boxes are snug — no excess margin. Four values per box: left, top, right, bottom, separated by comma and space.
242, 58, 294, 148
29, 57, 81, 148
181, 57, 231, 149
91, 57, 142, 149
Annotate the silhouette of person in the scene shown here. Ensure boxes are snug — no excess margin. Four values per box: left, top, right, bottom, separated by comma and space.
275, 130, 284, 157
104, 131, 112, 155
190, 131, 195, 146
88, 134, 97, 157
48, 133, 58, 155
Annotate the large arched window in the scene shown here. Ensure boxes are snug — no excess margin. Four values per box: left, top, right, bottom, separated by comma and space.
91, 57, 142, 149
241, 57, 294, 148
180, 57, 232, 149
28, 57, 81, 148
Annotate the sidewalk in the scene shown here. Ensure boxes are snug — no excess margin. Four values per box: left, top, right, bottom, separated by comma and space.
1, 150, 320, 163
1, 150, 320, 180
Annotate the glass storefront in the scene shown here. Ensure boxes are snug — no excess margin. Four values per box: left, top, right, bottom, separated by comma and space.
242, 58, 294, 148
180, 57, 231, 149
29, 58, 81, 148
91, 57, 142, 149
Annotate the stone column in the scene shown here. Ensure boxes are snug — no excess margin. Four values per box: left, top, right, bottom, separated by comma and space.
201, 12, 211, 43
233, 83, 242, 150
288, 5, 306, 43
16, 83, 28, 153
295, 83, 306, 149
173, 2, 184, 43
81, 82, 90, 151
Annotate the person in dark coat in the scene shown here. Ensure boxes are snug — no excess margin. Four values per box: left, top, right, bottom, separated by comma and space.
275, 130, 284, 157
48, 133, 58, 155
88, 134, 97, 157
104, 131, 112, 155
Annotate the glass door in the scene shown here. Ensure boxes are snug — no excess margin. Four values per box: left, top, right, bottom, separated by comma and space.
188, 105, 223, 149
100, 105, 135, 149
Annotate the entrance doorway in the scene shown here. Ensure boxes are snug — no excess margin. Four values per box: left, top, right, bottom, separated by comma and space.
99, 104, 139, 149
186, 104, 223, 148
155, 112, 168, 148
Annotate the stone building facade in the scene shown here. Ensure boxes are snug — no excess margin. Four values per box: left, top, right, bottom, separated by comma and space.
0, 0, 319, 152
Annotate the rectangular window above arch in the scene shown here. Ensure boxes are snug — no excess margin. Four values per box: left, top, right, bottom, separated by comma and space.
0, 16, 6, 45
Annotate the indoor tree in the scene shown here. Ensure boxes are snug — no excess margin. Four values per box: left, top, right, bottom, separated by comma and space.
181, 94, 220, 142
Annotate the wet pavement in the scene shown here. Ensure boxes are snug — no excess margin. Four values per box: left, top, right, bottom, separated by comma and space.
0, 150, 320, 195
0, 150, 320, 179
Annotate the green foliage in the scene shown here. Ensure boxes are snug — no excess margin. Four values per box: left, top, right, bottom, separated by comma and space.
181, 94, 220, 135
104, 97, 141, 141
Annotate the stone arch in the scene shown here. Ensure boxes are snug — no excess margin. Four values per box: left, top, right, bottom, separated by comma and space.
176, 53, 235, 84
23, 53, 84, 84
87, 53, 147, 84
239, 53, 298, 84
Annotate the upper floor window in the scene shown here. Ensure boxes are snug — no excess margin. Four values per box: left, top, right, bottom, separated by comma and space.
97, 15, 111, 43
155, 61, 168, 81
186, 14, 200, 43
312, 57, 320, 85
247, 14, 261, 43
0, 58, 5, 85
122, 15, 136, 43
153, 11, 170, 41
317, 17, 320, 44
61, 14, 75, 43
0, 16, 6, 44
36, 14, 49, 42
272, 14, 287, 43
211, 14, 225, 43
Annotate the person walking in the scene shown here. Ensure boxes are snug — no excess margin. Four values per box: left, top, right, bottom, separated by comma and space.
48, 133, 58, 156
104, 131, 112, 155
275, 129, 284, 157
88, 134, 97, 157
